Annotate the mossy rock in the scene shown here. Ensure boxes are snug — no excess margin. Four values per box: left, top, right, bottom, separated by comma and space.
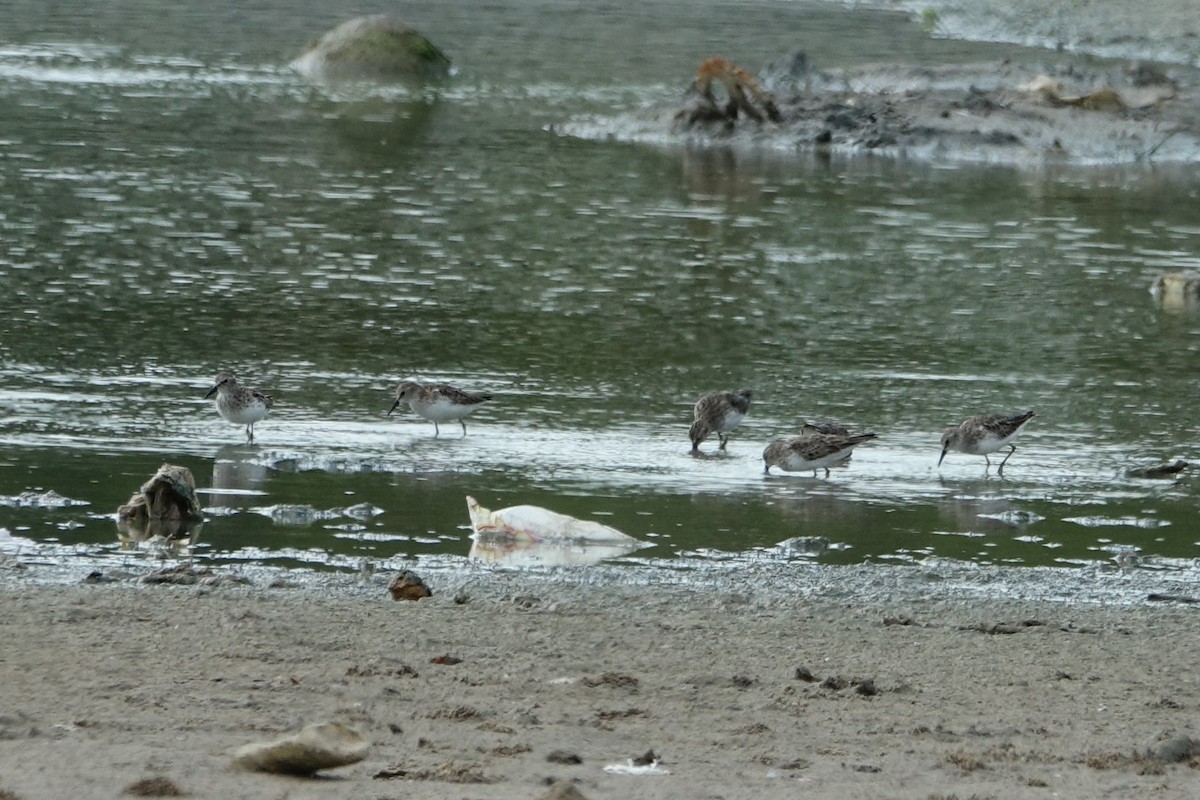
290, 15, 451, 83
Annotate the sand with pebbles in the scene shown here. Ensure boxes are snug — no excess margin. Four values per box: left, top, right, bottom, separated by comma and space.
1, 563, 1199, 800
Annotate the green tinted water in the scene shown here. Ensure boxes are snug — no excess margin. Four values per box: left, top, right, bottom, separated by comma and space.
1, 1, 1197, 577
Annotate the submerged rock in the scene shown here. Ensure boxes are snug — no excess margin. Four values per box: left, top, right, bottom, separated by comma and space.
553, 56, 1200, 165
290, 15, 451, 84
233, 722, 369, 775
1, 490, 89, 509
1125, 459, 1189, 479
116, 464, 203, 542
1150, 271, 1200, 308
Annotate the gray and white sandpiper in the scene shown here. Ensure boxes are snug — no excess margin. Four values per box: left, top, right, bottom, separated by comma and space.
388, 380, 493, 436
800, 420, 849, 436
205, 372, 274, 442
689, 389, 752, 452
763, 431, 877, 476
938, 410, 1036, 473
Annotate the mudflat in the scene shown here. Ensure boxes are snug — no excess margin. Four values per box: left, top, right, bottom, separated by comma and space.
1, 564, 1198, 799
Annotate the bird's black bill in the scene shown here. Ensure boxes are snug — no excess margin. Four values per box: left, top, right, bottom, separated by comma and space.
937, 447, 948, 467
387, 399, 400, 416
204, 385, 219, 399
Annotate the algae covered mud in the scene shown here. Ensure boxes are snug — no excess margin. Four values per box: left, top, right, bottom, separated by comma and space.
1, 0, 1199, 589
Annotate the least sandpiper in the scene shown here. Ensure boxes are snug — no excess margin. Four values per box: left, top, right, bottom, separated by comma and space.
205, 372, 273, 442
763, 431, 877, 476
689, 389, 752, 452
388, 380, 493, 436
939, 410, 1036, 473
800, 420, 849, 436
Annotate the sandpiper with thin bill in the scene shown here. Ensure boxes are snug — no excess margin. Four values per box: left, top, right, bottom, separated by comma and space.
763, 431, 877, 476
689, 389, 752, 452
938, 410, 1036, 474
205, 372, 274, 442
388, 380, 493, 436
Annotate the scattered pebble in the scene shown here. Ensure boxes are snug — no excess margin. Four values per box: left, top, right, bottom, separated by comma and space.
1148, 733, 1200, 763
1125, 459, 1189, 479
582, 672, 638, 688
388, 570, 432, 601
538, 780, 590, 800
232, 722, 369, 775
122, 776, 186, 797
794, 665, 818, 682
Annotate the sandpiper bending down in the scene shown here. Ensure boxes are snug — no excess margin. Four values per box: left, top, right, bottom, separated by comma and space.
205, 372, 273, 442
388, 380, 493, 436
939, 410, 1036, 474
763, 431, 877, 476
689, 389, 752, 452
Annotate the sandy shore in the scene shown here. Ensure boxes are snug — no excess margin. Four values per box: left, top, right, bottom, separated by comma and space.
4, 4, 1200, 799
2, 563, 1199, 800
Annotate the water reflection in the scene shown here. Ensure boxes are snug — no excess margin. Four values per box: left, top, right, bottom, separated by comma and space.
207, 444, 271, 509
318, 98, 441, 163
116, 517, 203, 557
2, 0, 1200, 579
468, 534, 644, 567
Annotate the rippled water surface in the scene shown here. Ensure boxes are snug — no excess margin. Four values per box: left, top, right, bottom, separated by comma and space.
2, 0, 1198, 580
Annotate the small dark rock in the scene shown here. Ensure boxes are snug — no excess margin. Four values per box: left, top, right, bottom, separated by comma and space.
1149, 734, 1200, 763
537, 780, 591, 800
388, 570, 432, 601
141, 565, 211, 585
794, 665, 817, 682
855, 679, 880, 696
1148, 593, 1200, 604
122, 777, 186, 797
546, 749, 583, 765
1126, 460, 1189, 479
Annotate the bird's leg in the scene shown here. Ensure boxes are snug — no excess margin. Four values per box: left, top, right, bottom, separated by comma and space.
824, 467, 831, 477
997, 445, 1017, 473
718, 433, 728, 451
433, 422, 441, 437
460, 420, 468, 436
246, 423, 254, 443
983, 454, 992, 473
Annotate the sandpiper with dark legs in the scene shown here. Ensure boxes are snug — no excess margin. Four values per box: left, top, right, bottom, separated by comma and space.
763, 431, 877, 476
205, 372, 274, 442
939, 410, 1036, 474
689, 389, 752, 452
388, 380, 493, 436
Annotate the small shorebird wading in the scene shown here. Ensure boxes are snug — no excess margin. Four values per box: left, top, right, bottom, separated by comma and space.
938, 410, 1036, 473
801, 420, 849, 436
763, 431, 877, 476
388, 380, 493, 436
205, 372, 274, 442
690, 389, 752, 452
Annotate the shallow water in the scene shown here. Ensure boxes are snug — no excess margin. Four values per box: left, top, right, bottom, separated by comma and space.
1, 0, 1198, 580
